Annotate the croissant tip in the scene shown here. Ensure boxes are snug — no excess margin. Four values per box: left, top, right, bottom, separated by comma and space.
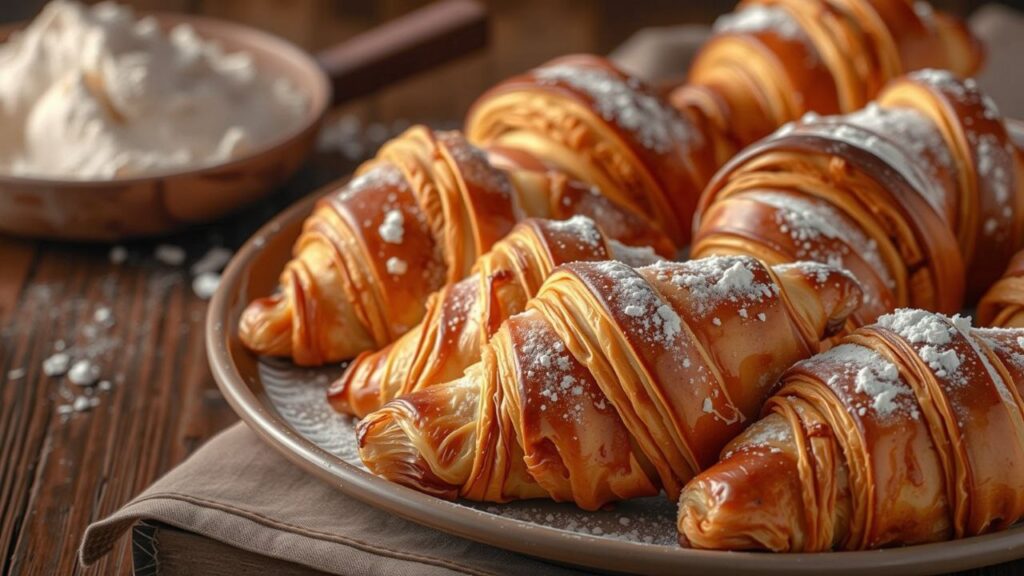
326, 369, 358, 415
238, 294, 294, 355
678, 532, 692, 548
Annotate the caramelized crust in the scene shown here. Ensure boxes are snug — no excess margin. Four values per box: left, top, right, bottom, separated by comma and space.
679, 310, 1024, 551
329, 216, 663, 417
358, 255, 862, 509
239, 126, 672, 365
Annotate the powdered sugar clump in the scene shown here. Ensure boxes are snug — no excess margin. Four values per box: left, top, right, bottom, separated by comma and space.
385, 257, 408, 276
811, 343, 919, 420
533, 64, 698, 154
378, 209, 405, 244
877, 309, 968, 385
656, 256, 778, 318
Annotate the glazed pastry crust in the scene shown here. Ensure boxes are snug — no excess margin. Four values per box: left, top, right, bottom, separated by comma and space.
358, 255, 862, 510
678, 310, 1024, 551
329, 216, 662, 417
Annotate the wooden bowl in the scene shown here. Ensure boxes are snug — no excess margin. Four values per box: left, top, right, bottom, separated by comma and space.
0, 0, 486, 241
0, 15, 328, 241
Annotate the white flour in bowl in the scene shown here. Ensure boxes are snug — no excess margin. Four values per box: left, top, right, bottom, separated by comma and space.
0, 1, 308, 179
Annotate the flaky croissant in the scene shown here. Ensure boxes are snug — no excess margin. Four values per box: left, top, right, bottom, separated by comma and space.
678, 309, 1024, 552
672, 0, 982, 165
978, 250, 1024, 328
329, 216, 662, 418
466, 55, 714, 246
238, 127, 672, 365
357, 255, 862, 510
693, 70, 1024, 324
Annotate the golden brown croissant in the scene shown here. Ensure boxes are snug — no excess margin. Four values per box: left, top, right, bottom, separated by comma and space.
678, 309, 1024, 552
693, 71, 1024, 324
329, 216, 663, 417
978, 250, 1024, 328
672, 0, 983, 164
357, 255, 862, 510
238, 126, 672, 365
466, 55, 714, 246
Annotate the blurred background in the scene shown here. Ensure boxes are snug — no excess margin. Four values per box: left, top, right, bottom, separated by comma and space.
2, 0, 1017, 127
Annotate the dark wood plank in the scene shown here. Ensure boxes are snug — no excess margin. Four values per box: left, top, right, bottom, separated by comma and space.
0, 2, 1019, 576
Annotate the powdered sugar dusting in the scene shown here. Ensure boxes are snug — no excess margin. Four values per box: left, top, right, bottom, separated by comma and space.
655, 255, 779, 318
785, 114, 951, 219
545, 215, 604, 251
745, 190, 894, 292
337, 163, 407, 203
842, 104, 954, 216
723, 416, 792, 459
713, 5, 805, 41
588, 261, 681, 346
877, 309, 967, 386
774, 261, 858, 288
533, 64, 698, 154
812, 343, 919, 420
607, 240, 660, 268
976, 133, 1014, 236
441, 132, 516, 201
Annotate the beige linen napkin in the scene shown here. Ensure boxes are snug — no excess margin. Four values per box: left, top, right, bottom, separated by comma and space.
81, 5, 1024, 575
81, 422, 586, 576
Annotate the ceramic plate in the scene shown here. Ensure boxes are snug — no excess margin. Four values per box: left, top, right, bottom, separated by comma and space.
208, 174, 1024, 575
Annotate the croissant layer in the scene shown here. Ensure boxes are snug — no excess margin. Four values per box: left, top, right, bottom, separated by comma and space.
678, 309, 1024, 552
329, 216, 662, 417
358, 255, 862, 510
239, 127, 671, 365
693, 71, 1024, 324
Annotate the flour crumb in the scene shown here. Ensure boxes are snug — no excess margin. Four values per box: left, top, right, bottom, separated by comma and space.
43, 353, 71, 377
68, 360, 101, 386
108, 245, 128, 265
154, 244, 186, 266
192, 272, 221, 300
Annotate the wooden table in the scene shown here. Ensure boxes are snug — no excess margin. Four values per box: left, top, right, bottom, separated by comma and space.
0, 2, 1021, 575
2, 145, 1023, 576
0, 150, 358, 574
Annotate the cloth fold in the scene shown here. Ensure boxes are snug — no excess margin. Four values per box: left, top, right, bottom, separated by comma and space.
81, 422, 584, 576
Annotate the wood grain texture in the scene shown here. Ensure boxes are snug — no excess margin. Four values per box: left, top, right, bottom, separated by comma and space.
0, 1, 1020, 576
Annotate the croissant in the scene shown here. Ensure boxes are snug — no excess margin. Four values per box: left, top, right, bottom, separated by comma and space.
978, 250, 1024, 328
678, 309, 1024, 551
357, 255, 862, 510
329, 216, 662, 417
693, 70, 1024, 325
671, 0, 983, 164
465, 55, 714, 246
238, 126, 673, 365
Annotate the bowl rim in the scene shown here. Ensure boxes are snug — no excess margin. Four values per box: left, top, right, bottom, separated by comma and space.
0, 10, 331, 187
206, 183, 1024, 576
